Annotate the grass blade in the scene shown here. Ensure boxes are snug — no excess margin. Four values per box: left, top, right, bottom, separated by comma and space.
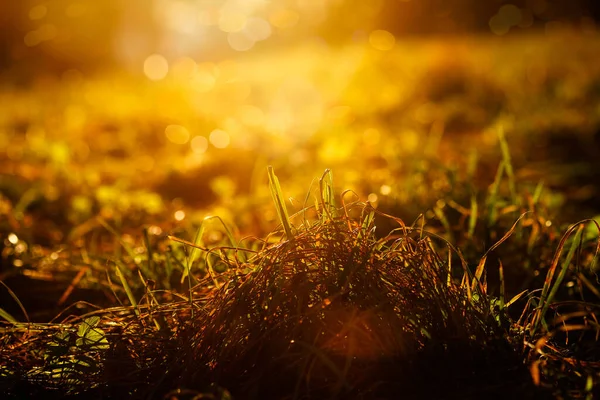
0, 280, 28, 323
472, 212, 530, 292
468, 192, 478, 240
267, 165, 294, 241
487, 160, 505, 226
319, 169, 337, 221
114, 261, 139, 316
0, 308, 17, 324
181, 221, 206, 284
143, 227, 154, 274
497, 125, 516, 204
533, 223, 584, 335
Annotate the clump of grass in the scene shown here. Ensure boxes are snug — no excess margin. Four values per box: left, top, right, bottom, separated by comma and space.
181, 170, 533, 399
519, 219, 600, 398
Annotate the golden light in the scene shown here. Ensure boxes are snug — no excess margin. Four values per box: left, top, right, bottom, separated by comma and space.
228, 31, 256, 52
363, 128, 381, 146
24, 24, 58, 47
401, 129, 419, 152
8, 233, 19, 245
369, 30, 395, 51
66, 2, 88, 18
143, 54, 169, 81
209, 129, 231, 148
174, 210, 186, 221
190, 63, 217, 92
147, 225, 163, 235
244, 17, 272, 41
198, 8, 219, 26
219, 11, 247, 33
165, 125, 190, 145
171, 57, 197, 81
269, 9, 299, 29
380, 185, 392, 195
191, 135, 209, 154
489, 4, 523, 35
238, 105, 265, 127
29, 5, 47, 20
137, 155, 155, 172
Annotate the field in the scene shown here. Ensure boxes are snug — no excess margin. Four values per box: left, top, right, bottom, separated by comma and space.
1, 30, 600, 399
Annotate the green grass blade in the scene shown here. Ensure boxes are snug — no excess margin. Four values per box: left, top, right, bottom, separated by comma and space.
267, 165, 294, 241
433, 204, 453, 244
319, 169, 337, 221
468, 192, 478, 240
181, 221, 205, 283
114, 261, 139, 316
0, 280, 28, 323
532, 181, 544, 205
0, 308, 18, 324
143, 227, 154, 273
206, 215, 245, 262
472, 212, 529, 292
487, 160, 505, 226
533, 224, 584, 335
467, 148, 478, 180
497, 126, 517, 204
357, 208, 375, 241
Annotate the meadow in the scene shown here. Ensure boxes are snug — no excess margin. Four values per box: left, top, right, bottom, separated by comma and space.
1, 30, 600, 399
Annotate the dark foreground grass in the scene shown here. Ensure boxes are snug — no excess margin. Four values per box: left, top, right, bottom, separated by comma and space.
2, 168, 598, 399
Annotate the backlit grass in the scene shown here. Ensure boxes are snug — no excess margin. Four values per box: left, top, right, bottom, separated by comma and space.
1, 31, 600, 399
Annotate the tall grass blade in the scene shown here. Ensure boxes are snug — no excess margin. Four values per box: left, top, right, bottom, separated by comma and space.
487, 160, 505, 226
498, 260, 505, 309
143, 227, 154, 273
207, 215, 245, 262
267, 165, 294, 241
497, 126, 517, 203
467, 148, 478, 180
0, 280, 28, 323
446, 244, 452, 287
357, 207, 375, 241
0, 308, 17, 324
533, 224, 584, 335
532, 181, 544, 205
472, 212, 529, 292
181, 222, 205, 283
433, 204, 453, 244
468, 192, 478, 239
319, 169, 337, 220
114, 261, 140, 316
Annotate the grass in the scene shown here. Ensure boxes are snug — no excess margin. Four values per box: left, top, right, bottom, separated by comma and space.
1, 31, 600, 399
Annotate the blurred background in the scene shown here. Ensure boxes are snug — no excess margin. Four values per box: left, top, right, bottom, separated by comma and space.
1, 0, 599, 239
1, 0, 598, 76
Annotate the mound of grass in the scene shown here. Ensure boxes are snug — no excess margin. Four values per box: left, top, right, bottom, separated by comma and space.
184, 203, 531, 398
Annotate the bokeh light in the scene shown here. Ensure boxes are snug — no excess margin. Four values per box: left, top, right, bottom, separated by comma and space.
8, 233, 19, 245
144, 54, 169, 81
191, 135, 209, 154
489, 4, 523, 35
174, 210, 186, 221
165, 125, 190, 144
29, 5, 47, 20
369, 30, 395, 51
209, 129, 231, 148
